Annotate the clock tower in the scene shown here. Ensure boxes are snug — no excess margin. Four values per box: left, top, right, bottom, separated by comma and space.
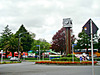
63, 18, 72, 55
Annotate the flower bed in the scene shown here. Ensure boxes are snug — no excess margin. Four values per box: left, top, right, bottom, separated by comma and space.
35, 61, 97, 65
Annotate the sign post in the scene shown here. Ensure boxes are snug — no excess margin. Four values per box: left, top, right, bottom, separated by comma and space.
72, 44, 77, 62
42, 53, 44, 60
90, 20, 94, 75
83, 19, 99, 75
72, 45, 74, 63
36, 45, 40, 61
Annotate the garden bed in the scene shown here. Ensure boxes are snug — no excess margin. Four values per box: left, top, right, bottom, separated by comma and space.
35, 61, 97, 65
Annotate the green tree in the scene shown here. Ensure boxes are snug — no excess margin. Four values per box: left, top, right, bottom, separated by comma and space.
4, 34, 22, 57
75, 30, 91, 53
0, 25, 12, 58
15, 24, 33, 53
31, 39, 51, 54
75, 30, 98, 54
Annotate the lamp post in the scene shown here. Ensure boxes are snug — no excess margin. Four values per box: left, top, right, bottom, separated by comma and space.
18, 32, 28, 61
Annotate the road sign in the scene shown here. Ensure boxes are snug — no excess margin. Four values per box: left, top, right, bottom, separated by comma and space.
72, 44, 77, 48
36, 45, 40, 47
83, 19, 98, 75
82, 19, 99, 36
80, 57, 83, 61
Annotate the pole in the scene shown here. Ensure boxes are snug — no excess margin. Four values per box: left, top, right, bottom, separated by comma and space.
72, 45, 74, 63
18, 32, 28, 61
39, 45, 40, 61
1, 50, 3, 63
90, 19, 95, 75
18, 36, 20, 61
42, 53, 44, 60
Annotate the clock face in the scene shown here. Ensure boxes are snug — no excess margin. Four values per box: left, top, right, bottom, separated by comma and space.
63, 18, 72, 28
64, 20, 69, 25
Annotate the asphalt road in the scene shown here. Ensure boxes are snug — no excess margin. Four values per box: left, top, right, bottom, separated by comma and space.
0, 62, 100, 75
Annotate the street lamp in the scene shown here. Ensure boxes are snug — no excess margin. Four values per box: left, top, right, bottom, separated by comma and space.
18, 32, 28, 60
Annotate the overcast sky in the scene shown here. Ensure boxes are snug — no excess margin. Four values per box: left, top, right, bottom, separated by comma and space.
0, 0, 100, 42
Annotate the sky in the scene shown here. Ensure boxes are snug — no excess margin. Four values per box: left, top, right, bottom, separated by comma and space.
0, 0, 100, 42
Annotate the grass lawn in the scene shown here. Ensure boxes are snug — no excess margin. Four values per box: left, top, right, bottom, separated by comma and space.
0, 61, 22, 64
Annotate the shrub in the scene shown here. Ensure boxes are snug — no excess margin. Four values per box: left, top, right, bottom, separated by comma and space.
67, 54, 75, 57
51, 57, 80, 61
2, 61, 6, 64
25, 58, 37, 60
90, 58, 100, 61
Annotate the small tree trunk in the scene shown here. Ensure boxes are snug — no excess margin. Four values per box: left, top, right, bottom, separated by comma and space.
12, 51, 14, 57
5, 49, 7, 58
86, 48, 89, 54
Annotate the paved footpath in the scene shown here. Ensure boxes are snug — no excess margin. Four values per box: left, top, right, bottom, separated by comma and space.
0, 62, 100, 75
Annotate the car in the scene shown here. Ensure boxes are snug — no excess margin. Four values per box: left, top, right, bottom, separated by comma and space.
10, 57, 20, 61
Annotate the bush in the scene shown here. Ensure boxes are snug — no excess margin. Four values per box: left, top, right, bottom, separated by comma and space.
25, 58, 37, 60
25, 57, 49, 60
51, 57, 80, 61
90, 58, 100, 61
2, 61, 6, 64
67, 54, 75, 57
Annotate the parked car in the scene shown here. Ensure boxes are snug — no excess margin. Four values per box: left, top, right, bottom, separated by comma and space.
10, 57, 20, 61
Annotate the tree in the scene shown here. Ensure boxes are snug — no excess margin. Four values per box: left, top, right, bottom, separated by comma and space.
39, 39, 51, 51
0, 25, 12, 58
75, 30, 98, 54
31, 39, 51, 53
4, 34, 22, 57
29, 32, 36, 39
15, 24, 33, 53
51, 27, 76, 55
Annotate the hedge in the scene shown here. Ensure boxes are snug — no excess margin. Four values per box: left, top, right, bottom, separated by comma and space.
25, 58, 49, 60
51, 57, 80, 61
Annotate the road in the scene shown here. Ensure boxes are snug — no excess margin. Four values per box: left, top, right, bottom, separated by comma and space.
0, 62, 100, 75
